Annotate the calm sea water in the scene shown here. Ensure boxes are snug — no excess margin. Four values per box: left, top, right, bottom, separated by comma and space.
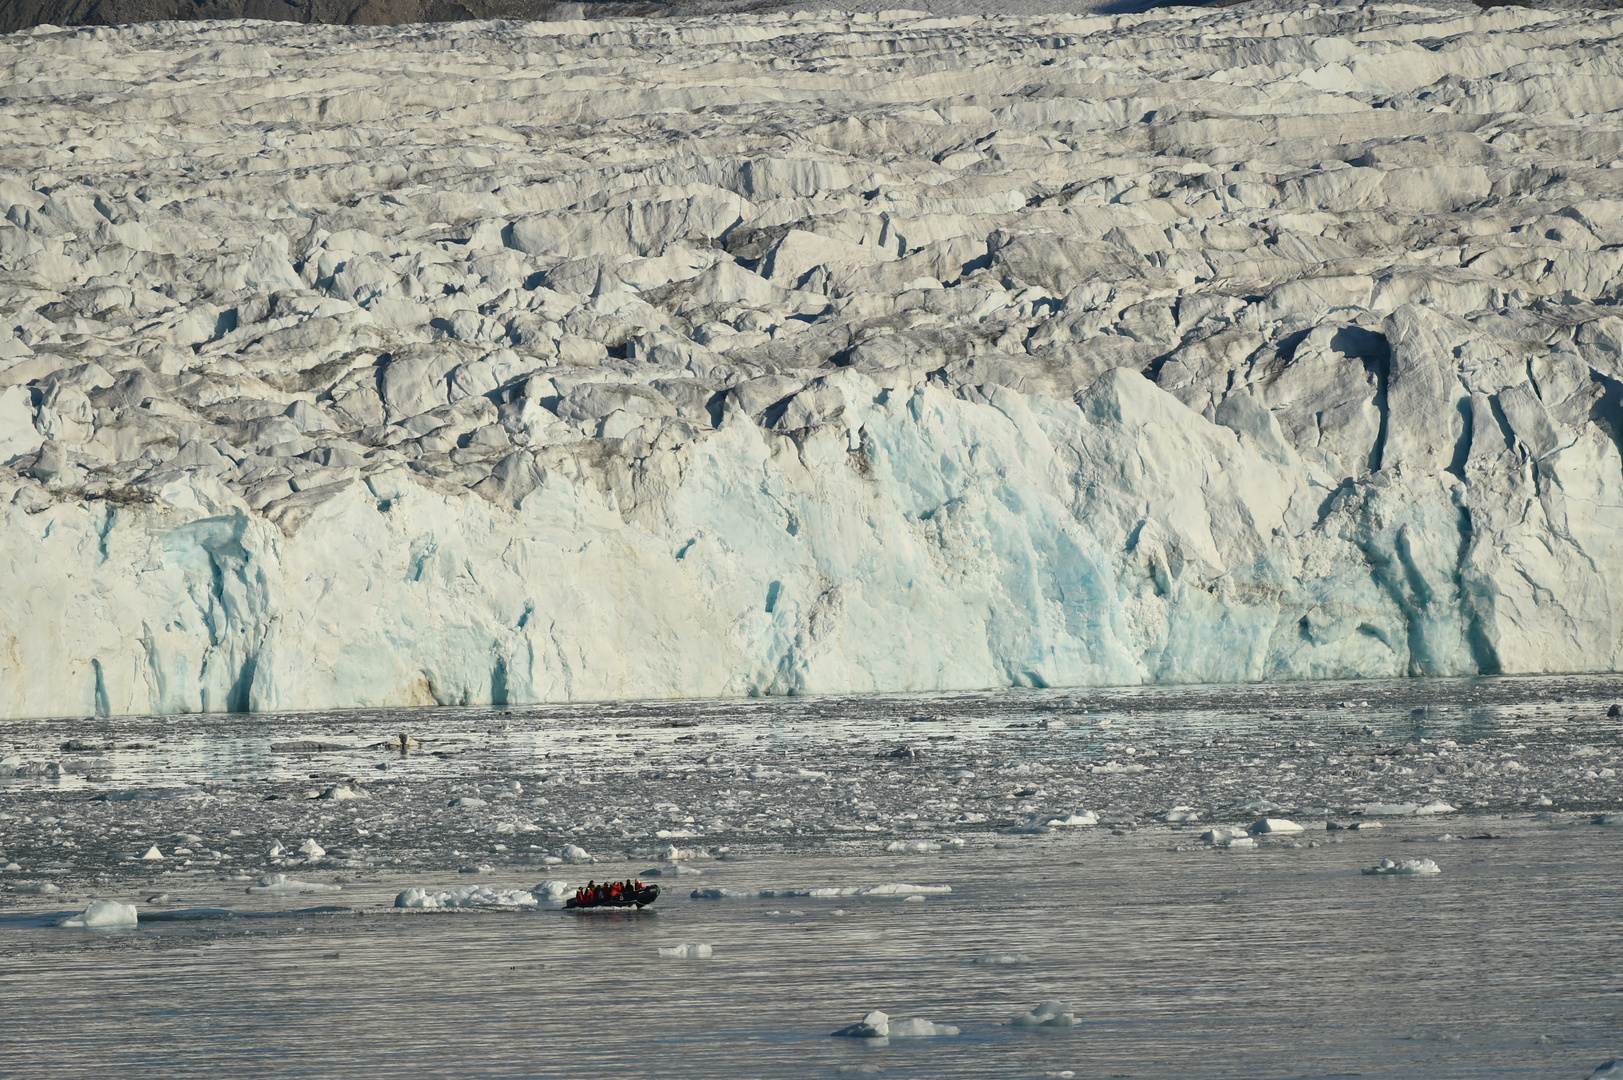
2, 676, 1620, 1078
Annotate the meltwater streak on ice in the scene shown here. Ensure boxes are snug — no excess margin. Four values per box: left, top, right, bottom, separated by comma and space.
2, 678, 1622, 1076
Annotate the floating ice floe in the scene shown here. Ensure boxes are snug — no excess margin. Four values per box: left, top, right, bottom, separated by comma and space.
1164, 808, 1201, 823
1586, 1060, 1623, 1079
139, 845, 163, 861
641, 864, 703, 877
395, 886, 537, 908
318, 782, 369, 800
857, 883, 950, 896
1010, 1001, 1081, 1028
267, 841, 285, 857
57, 900, 138, 928
11, 881, 60, 895
973, 952, 1032, 965
532, 880, 570, 902
833, 1011, 891, 1042
247, 874, 341, 894
885, 840, 941, 853
1364, 858, 1442, 876
1358, 801, 1456, 817
657, 943, 713, 959
449, 797, 488, 808
298, 839, 325, 860
1090, 761, 1148, 774
1595, 815, 1623, 827
555, 844, 595, 864
890, 1018, 960, 1037
1248, 818, 1304, 835
692, 882, 951, 900
1041, 812, 1098, 827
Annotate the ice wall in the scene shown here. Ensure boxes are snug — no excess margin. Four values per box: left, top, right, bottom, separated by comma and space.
4, 3, 1623, 718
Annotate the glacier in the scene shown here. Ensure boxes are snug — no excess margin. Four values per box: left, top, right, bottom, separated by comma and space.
4, 2, 1623, 719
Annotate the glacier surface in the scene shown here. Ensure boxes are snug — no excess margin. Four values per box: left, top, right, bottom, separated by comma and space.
4, 3, 1623, 718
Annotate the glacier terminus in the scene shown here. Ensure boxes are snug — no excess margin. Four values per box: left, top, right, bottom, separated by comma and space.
5, 1, 1623, 718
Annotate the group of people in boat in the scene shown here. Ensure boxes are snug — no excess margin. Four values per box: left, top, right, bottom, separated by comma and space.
576, 879, 644, 905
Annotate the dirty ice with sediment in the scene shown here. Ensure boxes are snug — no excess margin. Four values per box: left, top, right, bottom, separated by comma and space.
6, 2, 1623, 716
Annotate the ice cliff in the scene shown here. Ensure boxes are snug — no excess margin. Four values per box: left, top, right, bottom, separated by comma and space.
4, 2, 1623, 718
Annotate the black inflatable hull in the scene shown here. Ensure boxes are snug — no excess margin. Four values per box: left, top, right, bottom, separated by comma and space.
565, 884, 660, 910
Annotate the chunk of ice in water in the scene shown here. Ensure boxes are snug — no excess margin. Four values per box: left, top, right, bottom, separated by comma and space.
12, 881, 59, 894
641, 864, 703, 876
531, 880, 570, 902
1586, 1060, 1623, 1079
832, 1011, 890, 1040
1011, 1001, 1080, 1028
656, 942, 713, 959
973, 952, 1032, 965
1364, 858, 1441, 876
1248, 818, 1303, 835
1201, 827, 1246, 843
1594, 814, 1623, 827
885, 840, 941, 853
1041, 812, 1098, 827
860, 883, 950, 896
267, 841, 285, 857
297, 839, 325, 859
139, 845, 163, 860
556, 844, 594, 864
889, 1017, 961, 1037
57, 900, 137, 928
247, 873, 341, 894
449, 797, 487, 808
395, 886, 536, 908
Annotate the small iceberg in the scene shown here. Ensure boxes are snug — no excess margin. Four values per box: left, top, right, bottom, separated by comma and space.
139, 845, 163, 861
532, 880, 571, 903
973, 952, 1031, 965
1248, 818, 1303, 835
1587, 1060, 1623, 1079
395, 887, 537, 908
1363, 858, 1441, 876
297, 839, 325, 860
885, 840, 942, 853
1041, 812, 1098, 827
247, 874, 342, 894
1010, 1001, 1080, 1028
833, 1010, 891, 1043
656, 943, 713, 959
57, 900, 138, 928
889, 1018, 960, 1037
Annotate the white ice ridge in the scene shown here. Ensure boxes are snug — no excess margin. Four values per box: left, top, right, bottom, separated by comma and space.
656, 942, 714, 959
6, 4, 1623, 717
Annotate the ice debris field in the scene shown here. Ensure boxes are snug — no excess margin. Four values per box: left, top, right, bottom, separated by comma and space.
2, 677, 1622, 1076
6, 1, 1623, 718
